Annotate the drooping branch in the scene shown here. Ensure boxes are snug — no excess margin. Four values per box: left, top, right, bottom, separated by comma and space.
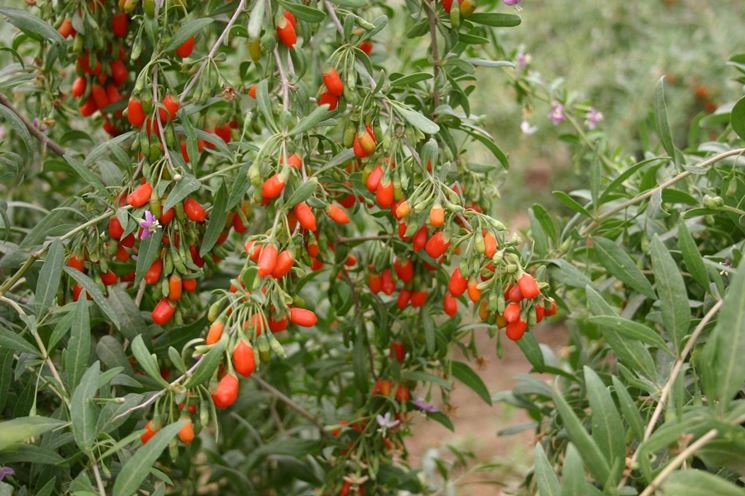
0, 93, 66, 156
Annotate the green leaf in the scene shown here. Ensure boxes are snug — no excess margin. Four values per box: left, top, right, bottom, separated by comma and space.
592, 237, 655, 298
561, 444, 587, 496
112, 419, 187, 496
200, 183, 227, 256
730, 95, 745, 141
0, 102, 32, 152
107, 286, 146, 340
425, 411, 454, 431
0, 328, 39, 356
393, 103, 440, 134
282, 2, 325, 22
459, 123, 509, 169
552, 191, 591, 217
285, 178, 318, 207
552, 388, 610, 483
705, 258, 745, 410
517, 332, 545, 371
131, 335, 168, 386
401, 370, 451, 390
96, 336, 133, 374
0, 7, 64, 43
63, 156, 108, 195
64, 267, 121, 329
35, 239, 64, 310
247, 0, 264, 39
63, 297, 91, 388
256, 80, 276, 130
70, 362, 100, 453
290, 105, 331, 136
390, 72, 432, 87
584, 367, 624, 483
588, 316, 670, 352
650, 235, 690, 354
662, 470, 744, 496
677, 221, 708, 288
549, 259, 594, 289
0, 350, 12, 412
534, 443, 560, 496
183, 339, 225, 388
164, 175, 201, 210
611, 376, 644, 442
599, 157, 667, 204
654, 77, 676, 162
0, 416, 66, 451
451, 360, 491, 405
84, 132, 134, 167
468, 12, 521, 27
134, 228, 163, 285
164, 18, 213, 51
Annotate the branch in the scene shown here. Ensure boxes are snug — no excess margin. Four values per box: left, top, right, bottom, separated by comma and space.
273, 47, 290, 112
91, 461, 107, 496
425, 0, 441, 110
0, 93, 66, 156
638, 428, 718, 496
582, 148, 745, 235
337, 234, 394, 243
324, 0, 344, 35
252, 375, 323, 429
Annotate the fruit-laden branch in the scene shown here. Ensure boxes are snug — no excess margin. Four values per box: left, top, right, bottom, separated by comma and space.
0, 93, 66, 156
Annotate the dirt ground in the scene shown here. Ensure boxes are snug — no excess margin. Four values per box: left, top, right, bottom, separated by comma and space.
406, 321, 568, 495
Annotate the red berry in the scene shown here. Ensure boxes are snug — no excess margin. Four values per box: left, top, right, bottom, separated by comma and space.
322, 68, 344, 97
71, 77, 87, 98
151, 298, 176, 326
448, 268, 467, 296
112, 13, 129, 38
212, 373, 239, 409
127, 98, 145, 127
518, 273, 540, 299
258, 243, 279, 278
126, 182, 152, 207
175, 35, 195, 58
233, 340, 256, 378
290, 307, 317, 327
184, 198, 207, 222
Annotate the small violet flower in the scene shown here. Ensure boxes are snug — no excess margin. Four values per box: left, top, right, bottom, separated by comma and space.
520, 120, 538, 135
139, 210, 160, 240
376, 412, 400, 430
0, 466, 14, 481
504, 0, 522, 5
548, 102, 566, 125
412, 398, 439, 413
585, 108, 603, 129
516, 50, 531, 70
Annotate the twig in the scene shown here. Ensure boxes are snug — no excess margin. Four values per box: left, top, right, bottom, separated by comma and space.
92, 461, 107, 496
152, 66, 177, 173
337, 234, 394, 243
581, 148, 745, 236
179, 0, 248, 103
134, 279, 147, 307
324, 0, 344, 35
273, 47, 290, 112
424, 0, 441, 110
638, 428, 718, 496
0, 93, 66, 156
252, 375, 323, 429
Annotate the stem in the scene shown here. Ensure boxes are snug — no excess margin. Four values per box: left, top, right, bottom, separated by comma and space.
582, 148, 745, 235
0, 93, 66, 156
638, 428, 718, 496
425, 0, 441, 111
324, 0, 344, 35
92, 461, 107, 496
337, 234, 394, 243
179, 0, 248, 104
252, 376, 323, 429
273, 47, 290, 112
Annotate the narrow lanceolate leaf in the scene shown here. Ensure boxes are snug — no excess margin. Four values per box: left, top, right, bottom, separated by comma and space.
552, 387, 610, 483
63, 297, 91, 389
393, 103, 440, 134
135, 228, 163, 284
592, 237, 655, 298
0, 8, 64, 43
730, 95, 745, 141
650, 236, 690, 354
611, 376, 644, 442
164, 18, 213, 51
662, 469, 744, 496
163, 175, 200, 210
35, 239, 64, 310
63, 267, 121, 329
0, 328, 39, 356
677, 221, 708, 288
112, 419, 186, 496
561, 444, 587, 496
131, 335, 168, 386
654, 77, 676, 162
588, 315, 670, 353
200, 183, 227, 256
584, 367, 625, 484
451, 360, 492, 405
705, 259, 745, 410
0, 102, 32, 153
534, 443, 560, 496
70, 362, 100, 453
0, 416, 66, 451
183, 339, 225, 388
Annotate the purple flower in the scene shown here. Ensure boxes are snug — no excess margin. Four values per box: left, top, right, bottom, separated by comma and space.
548, 102, 566, 125
516, 50, 531, 70
139, 211, 160, 240
504, 0, 522, 5
585, 108, 603, 129
0, 467, 14, 481
412, 398, 439, 413
376, 412, 400, 430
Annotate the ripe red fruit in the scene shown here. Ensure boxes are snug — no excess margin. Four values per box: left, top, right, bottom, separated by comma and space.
100, 270, 118, 286
506, 319, 528, 341
318, 91, 338, 110
110, 60, 128, 86
284, 10, 297, 27
178, 418, 195, 444
429, 204, 445, 227
503, 302, 521, 323
168, 274, 182, 302
112, 13, 129, 37
91, 84, 109, 110
127, 98, 145, 127
151, 298, 176, 325
322, 68, 344, 97
545, 300, 558, 316
518, 273, 540, 299
127, 182, 152, 207
505, 284, 523, 303
79, 96, 97, 117
144, 259, 163, 285
443, 292, 458, 316
269, 316, 289, 332
159, 95, 179, 123
67, 255, 86, 272
293, 202, 317, 231
483, 230, 498, 258
381, 269, 395, 295
212, 373, 239, 409
412, 225, 428, 252
106, 84, 122, 104
58, 18, 74, 38
261, 173, 286, 199
424, 231, 449, 258
184, 198, 207, 222
375, 179, 394, 208
395, 384, 410, 403
353, 127, 376, 158
160, 207, 175, 225
175, 35, 195, 58
108, 217, 124, 239
448, 268, 467, 296
276, 17, 297, 48
390, 341, 405, 363
272, 250, 294, 278
258, 243, 279, 277
290, 307, 318, 327
368, 272, 382, 293
366, 165, 384, 192
326, 203, 350, 224
359, 40, 374, 55
71, 77, 86, 98
233, 340, 256, 377
206, 321, 224, 345
140, 421, 157, 444
397, 290, 411, 310
183, 278, 197, 292
410, 290, 428, 308
394, 258, 414, 283
467, 279, 481, 303
535, 304, 545, 323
